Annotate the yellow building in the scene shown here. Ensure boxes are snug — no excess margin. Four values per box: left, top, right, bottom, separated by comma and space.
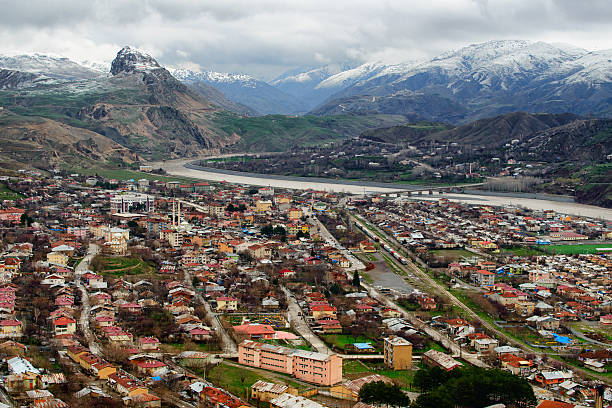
255, 200, 272, 212
330, 374, 392, 401
216, 297, 238, 311
288, 208, 303, 220
383, 336, 412, 370
0, 320, 22, 338
47, 251, 69, 267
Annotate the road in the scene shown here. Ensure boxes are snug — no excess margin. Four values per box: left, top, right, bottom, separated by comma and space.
75, 243, 101, 355
308, 215, 365, 272
354, 215, 612, 385
282, 286, 331, 354
315, 215, 486, 367
182, 270, 237, 355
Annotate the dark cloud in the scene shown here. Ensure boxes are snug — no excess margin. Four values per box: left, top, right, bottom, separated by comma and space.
1, 0, 611, 80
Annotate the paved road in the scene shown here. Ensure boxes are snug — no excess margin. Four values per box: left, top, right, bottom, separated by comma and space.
183, 270, 237, 355
309, 216, 365, 272
282, 286, 331, 354
75, 243, 101, 355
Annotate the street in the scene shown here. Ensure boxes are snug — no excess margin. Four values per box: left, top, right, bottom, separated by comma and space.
75, 243, 101, 355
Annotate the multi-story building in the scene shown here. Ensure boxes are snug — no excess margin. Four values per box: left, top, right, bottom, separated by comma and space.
238, 340, 342, 386
383, 336, 412, 370
110, 193, 155, 214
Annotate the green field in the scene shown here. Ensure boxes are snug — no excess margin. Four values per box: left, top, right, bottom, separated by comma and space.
429, 249, 478, 260
93, 255, 154, 277
213, 112, 409, 152
206, 362, 306, 400
500, 246, 544, 257
342, 360, 419, 390
0, 184, 24, 201
322, 334, 380, 352
544, 244, 611, 255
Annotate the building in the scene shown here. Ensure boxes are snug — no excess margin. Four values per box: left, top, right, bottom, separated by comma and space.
52, 316, 76, 336
270, 393, 327, 408
110, 193, 155, 214
473, 269, 495, 287
383, 336, 412, 370
330, 374, 392, 401
422, 350, 462, 371
251, 380, 297, 402
216, 297, 238, 311
238, 340, 342, 386
0, 319, 23, 338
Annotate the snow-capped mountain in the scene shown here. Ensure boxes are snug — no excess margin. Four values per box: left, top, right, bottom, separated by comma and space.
0, 53, 106, 83
110, 46, 162, 75
172, 68, 304, 115
311, 40, 612, 122
270, 62, 358, 110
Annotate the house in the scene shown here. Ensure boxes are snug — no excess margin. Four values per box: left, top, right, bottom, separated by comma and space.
270, 393, 326, 408
498, 354, 534, 376
216, 296, 238, 311
251, 380, 298, 402
233, 322, 276, 339
127, 393, 162, 408
0, 319, 23, 338
330, 374, 392, 401
52, 316, 76, 336
310, 304, 337, 319
176, 351, 212, 368
535, 371, 573, 386
200, 386, 249, 408
600, 314, 612, 325
108, 372, 148, 397
423, 350, 462, 371
473, 270, 495, 287
138, 337, 160, 351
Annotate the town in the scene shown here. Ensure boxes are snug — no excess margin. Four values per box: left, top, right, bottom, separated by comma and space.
0, 168, 609, 408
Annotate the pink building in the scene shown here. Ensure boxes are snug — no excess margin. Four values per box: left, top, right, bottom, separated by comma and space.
238, 340, 342, 386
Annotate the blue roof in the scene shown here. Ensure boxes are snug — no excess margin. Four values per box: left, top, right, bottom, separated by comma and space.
353, 342, 374, 349
553, 333, 571, 344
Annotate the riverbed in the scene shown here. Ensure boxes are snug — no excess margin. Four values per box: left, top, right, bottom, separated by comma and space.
153, 157, 612, 221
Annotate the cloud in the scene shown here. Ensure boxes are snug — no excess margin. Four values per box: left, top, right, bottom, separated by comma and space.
1, 0, 611, 79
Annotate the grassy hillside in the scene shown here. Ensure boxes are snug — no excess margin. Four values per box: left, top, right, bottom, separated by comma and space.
213, 112, 409, 151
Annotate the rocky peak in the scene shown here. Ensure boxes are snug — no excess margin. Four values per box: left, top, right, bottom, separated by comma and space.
110, 46, 161, 76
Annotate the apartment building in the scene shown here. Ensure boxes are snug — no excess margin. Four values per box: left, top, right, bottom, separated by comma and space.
238, 340, 342, 386
383, 336, 412, 370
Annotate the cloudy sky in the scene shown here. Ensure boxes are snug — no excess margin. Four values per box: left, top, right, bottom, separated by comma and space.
2, 0, 612, 80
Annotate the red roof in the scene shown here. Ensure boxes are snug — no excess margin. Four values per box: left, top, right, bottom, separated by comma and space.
53, 317, 75, 326
0, 320, 21, 326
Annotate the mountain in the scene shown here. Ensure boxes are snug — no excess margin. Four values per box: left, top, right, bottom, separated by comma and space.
173, 69, 303, 115
179, 79, 257, 116
270, 62, 359, 111
0, 46, 238, 166
0, 54, 105, 81
0, 47, 413, 168
311, 40, 612, 122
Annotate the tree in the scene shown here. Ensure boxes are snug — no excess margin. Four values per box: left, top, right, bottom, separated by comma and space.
359, 381, 411, 407
352, 270, 361, 288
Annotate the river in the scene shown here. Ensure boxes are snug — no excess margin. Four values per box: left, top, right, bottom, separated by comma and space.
152, 158, 612, 221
